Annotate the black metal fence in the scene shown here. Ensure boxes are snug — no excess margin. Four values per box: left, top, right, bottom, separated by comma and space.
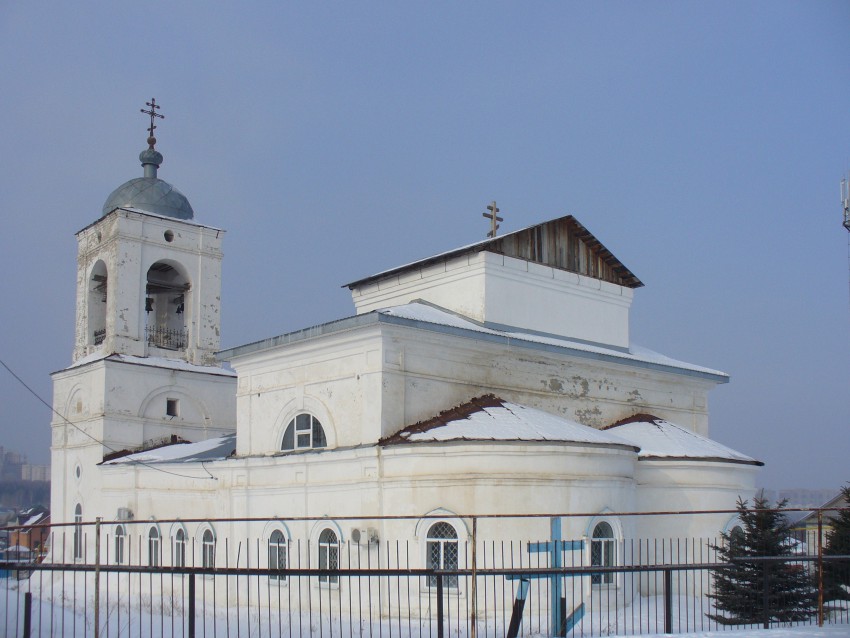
0, 513, 847, 637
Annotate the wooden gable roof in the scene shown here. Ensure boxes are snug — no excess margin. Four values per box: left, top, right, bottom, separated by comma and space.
346, 215, 643, 290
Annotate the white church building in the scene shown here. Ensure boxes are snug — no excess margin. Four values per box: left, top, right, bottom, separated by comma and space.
49, 126, 761, 615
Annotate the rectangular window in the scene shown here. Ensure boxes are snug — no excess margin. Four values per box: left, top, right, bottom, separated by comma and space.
149, 532, 160, 567
174, 532, 186, 567
591, 538, 616, 585
202, 532, 215, 569
318, 543, 339, 584
166, 399, 179, 417
269, 533, 287, 582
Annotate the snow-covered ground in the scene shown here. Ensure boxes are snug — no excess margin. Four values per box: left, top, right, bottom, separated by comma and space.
646, 630, 849, 638
1, 575, 848, 638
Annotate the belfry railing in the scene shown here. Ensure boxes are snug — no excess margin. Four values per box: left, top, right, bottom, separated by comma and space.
145, 325, 187, 351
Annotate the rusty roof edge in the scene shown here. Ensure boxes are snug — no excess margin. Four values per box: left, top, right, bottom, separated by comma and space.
378, 394, 505, 445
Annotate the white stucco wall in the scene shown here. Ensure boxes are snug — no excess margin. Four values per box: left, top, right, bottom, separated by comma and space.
50, 358, 236, 526
350, 251, 633, 348
228, 318, 719, 460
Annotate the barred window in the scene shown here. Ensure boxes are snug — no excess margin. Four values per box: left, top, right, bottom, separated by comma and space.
318, 528, 339, 584
202, 529, 215, 568
115, 525, 126, 565
426, 522, 459, 588
173, 528, 186, 567
591, 521, 615, 585
269, 530, 287, 582
148, 528, 160, 567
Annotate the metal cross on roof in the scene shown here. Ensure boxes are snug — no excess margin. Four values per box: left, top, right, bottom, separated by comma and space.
483, 200, 504, 238
140, 98, 164, 145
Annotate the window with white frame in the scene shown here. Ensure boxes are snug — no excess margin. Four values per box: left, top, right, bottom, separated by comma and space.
318, 528, 339, 584
148, 527, 160, 567
591, 521, 616, 585
268, 529, 287, 582
73, 504, 83, 560
202, 529, 215, 569
115, 525, 126, 565
173, 528, 186, 567
426, 522, 459, 588
281, 414, 327, 451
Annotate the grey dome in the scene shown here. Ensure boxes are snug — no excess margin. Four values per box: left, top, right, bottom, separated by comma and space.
102, 177, 195, 220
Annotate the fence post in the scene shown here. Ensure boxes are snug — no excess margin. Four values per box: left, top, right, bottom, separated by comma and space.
22, 592, 32, 638
470, 517, 477, 638
188, 572, 196, 638
663, 568, 672, 634
762, 563, 771, 629
817, 511, 824, 626
94, 517, 101, 638
436, 572, 444, 638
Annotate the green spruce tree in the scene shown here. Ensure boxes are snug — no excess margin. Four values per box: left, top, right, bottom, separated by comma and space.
822, 485, 850, 602
708, 496, 816, 626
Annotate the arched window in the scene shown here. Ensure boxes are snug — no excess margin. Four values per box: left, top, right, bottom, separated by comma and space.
73, 504, 83, 560
173, 528, 186, 567
201, 529, 215, 569
591, 521, 615, 585
148, 527, 160, 567
145, 261, 190, 351
114, 525, 126, 565
426, 522, 459, 588
88, 261, 108, 347
282, 414, 327, 451
317, 528, 339, 584
268, 529, 287, 582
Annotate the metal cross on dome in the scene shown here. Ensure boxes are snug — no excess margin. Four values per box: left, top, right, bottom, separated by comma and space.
140, 98, 164, 142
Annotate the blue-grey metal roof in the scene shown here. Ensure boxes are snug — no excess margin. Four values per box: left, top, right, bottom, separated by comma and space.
217, 303, 729, 384
102, 176, 194, 220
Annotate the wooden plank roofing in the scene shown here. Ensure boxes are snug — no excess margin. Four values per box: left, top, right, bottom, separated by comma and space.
345, 215, 643, 290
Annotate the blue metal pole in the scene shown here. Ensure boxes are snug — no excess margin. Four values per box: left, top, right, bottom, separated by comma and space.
551, 517, 563, 636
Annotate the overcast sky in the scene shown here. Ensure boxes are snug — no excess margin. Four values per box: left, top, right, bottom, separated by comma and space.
1, 2, 849, 491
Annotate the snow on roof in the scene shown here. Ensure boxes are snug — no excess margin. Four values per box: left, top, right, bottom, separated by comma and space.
64, 352, 235, 376
103, 433, 236, 465
381, 395, 637, 449
22, 513, 47, 527
605, 415, 762, 465
380, 302, 727, 379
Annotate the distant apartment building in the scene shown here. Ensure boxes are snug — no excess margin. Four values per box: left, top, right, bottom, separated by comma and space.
0, 447, 49, 483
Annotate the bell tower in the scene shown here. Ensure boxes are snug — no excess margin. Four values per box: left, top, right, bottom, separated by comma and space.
72, 99, 224, 366
51, 101, 236, 536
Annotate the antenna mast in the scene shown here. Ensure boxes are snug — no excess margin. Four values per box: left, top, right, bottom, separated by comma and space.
842, 174, 850, 319
843, 175, 850, 232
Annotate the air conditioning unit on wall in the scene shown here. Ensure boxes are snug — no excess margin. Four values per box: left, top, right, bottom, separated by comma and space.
350, 527, 379, 545
116, 507, 134, 521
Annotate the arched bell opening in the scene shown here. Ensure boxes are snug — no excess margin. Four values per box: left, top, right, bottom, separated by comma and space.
145, 260, 191, 351
88, 260, 108, 347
